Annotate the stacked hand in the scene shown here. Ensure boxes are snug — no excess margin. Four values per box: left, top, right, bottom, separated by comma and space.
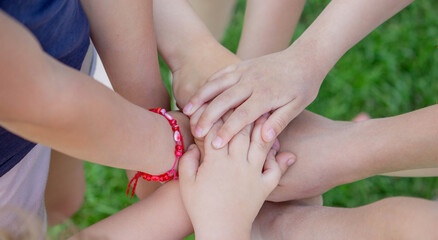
183, 51, 324, 149
178, 114, 291, 240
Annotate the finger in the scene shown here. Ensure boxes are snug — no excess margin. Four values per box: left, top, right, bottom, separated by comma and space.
189, 104, 208, 137
273, 152, 296, 176
179, 144, 201, 185
262, 101, 303, 142
195, 86, 252, 139
247, 114, 275, 169
261, 149, 282, 193
272, 138, 280, 153
204, 119, 228, 158
208, 64, 238, 81
212, 97, 269, 149
228, 124, 251, 160
184, 72, 240, 116
221, 109, 234, 122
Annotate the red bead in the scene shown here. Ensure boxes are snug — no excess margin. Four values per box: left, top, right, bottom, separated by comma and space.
175, 145, 183, 151
146, 176, 151, 181
151, 176, 160, 181
169, 119, 177, 125
164, 113, 173, 120
172, 125, 180, 131
164, 175, 169, 180
174, 131, 181, 141
175, 150, 182, 156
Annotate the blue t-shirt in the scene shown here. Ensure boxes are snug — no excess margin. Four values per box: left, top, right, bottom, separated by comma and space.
0, 0, 90, 177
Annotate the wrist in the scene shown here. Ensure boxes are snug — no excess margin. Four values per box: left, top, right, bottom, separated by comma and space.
171, 43, 240, 107
283, 39, 332, 85
194, 225, 251, 240
165, 34, 218, 73
143, 111, 193, 174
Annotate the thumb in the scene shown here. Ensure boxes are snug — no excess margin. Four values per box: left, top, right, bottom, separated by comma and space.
275, 152, 296, 176
179, 144, 200, 185
262, 103, 300, 142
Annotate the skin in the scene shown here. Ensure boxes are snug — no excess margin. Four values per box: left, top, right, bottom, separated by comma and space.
0, 9, 193, 180
179, 116, 282, 240
70, 106, 438, 239
252, 197, 438, 240
46, 0, 174, 217
269, 106, 438, 202
184, 0, 415, 148
70, 7, 438, 236
237, 0, 306, 60
70, 116, 291, 240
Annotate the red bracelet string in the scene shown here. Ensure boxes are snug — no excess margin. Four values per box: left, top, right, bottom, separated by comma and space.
127, 108, 185, 198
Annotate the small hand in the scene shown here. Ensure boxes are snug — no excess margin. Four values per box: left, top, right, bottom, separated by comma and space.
178, 114, 291, 239
183, 51, 324, 149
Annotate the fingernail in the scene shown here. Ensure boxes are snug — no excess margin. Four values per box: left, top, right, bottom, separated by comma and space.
183, 103, 193, 114
287, 157, 296, 166
212, 136, 223, 148
273, 139, 280, 151
195, 126, 203, 138
265, 128, 276, 142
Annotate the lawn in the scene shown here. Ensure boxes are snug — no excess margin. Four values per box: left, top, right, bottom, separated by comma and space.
48, 0, 438, 239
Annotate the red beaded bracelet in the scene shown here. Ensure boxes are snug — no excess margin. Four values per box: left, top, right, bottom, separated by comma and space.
127, 108, 185, 198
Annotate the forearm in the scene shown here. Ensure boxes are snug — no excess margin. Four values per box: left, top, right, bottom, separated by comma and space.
355, 105, 438, 175
271, 107, 437, 201
381, 168, 438, 177
0, 12, 192, 173
284, 0, 413, 78
81, 0, 169, 109
153, 0, 223, 72
71, 181, 193, 240
267, 197, 438, 239
237, 0, 305, 59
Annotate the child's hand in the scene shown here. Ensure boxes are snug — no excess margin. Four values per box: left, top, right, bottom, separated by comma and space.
183, 51, 324, 149
178, 114, 289, 240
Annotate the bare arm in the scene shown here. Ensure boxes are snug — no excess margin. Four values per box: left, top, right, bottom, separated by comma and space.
381, 168, 438, 177
80, 0, 169, 109
270, 105, 438, 201
153, 0, 240, 107
255, 197, 438, 239
237, 0, 306, 59
185, 0, 415, 148
70, 182, 193, 240
0, 11, 191, 173
286, 0, 414, 76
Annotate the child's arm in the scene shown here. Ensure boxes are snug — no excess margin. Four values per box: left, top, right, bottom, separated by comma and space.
254, 197, 438, 239
79, 0, 169, 110
152, 0, 241, 107
69, 181, 194, 240
179, 115, 285, 240
381, 168, 438, 177
269, 105, 438, 202
71, 116, 289, 240
237, 0, 306, 60
185, 0, 415, 148
0, 11, 192, 173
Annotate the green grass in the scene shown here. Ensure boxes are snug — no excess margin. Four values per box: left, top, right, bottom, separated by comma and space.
49, 0, 438, 238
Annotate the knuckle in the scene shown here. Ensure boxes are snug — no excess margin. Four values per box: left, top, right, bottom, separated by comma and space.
220, 123, 241, 140
271, 116, 288, 131
234, 107, 250, 120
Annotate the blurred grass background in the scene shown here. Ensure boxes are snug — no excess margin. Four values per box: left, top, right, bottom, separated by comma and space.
49, 0, 438, 239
